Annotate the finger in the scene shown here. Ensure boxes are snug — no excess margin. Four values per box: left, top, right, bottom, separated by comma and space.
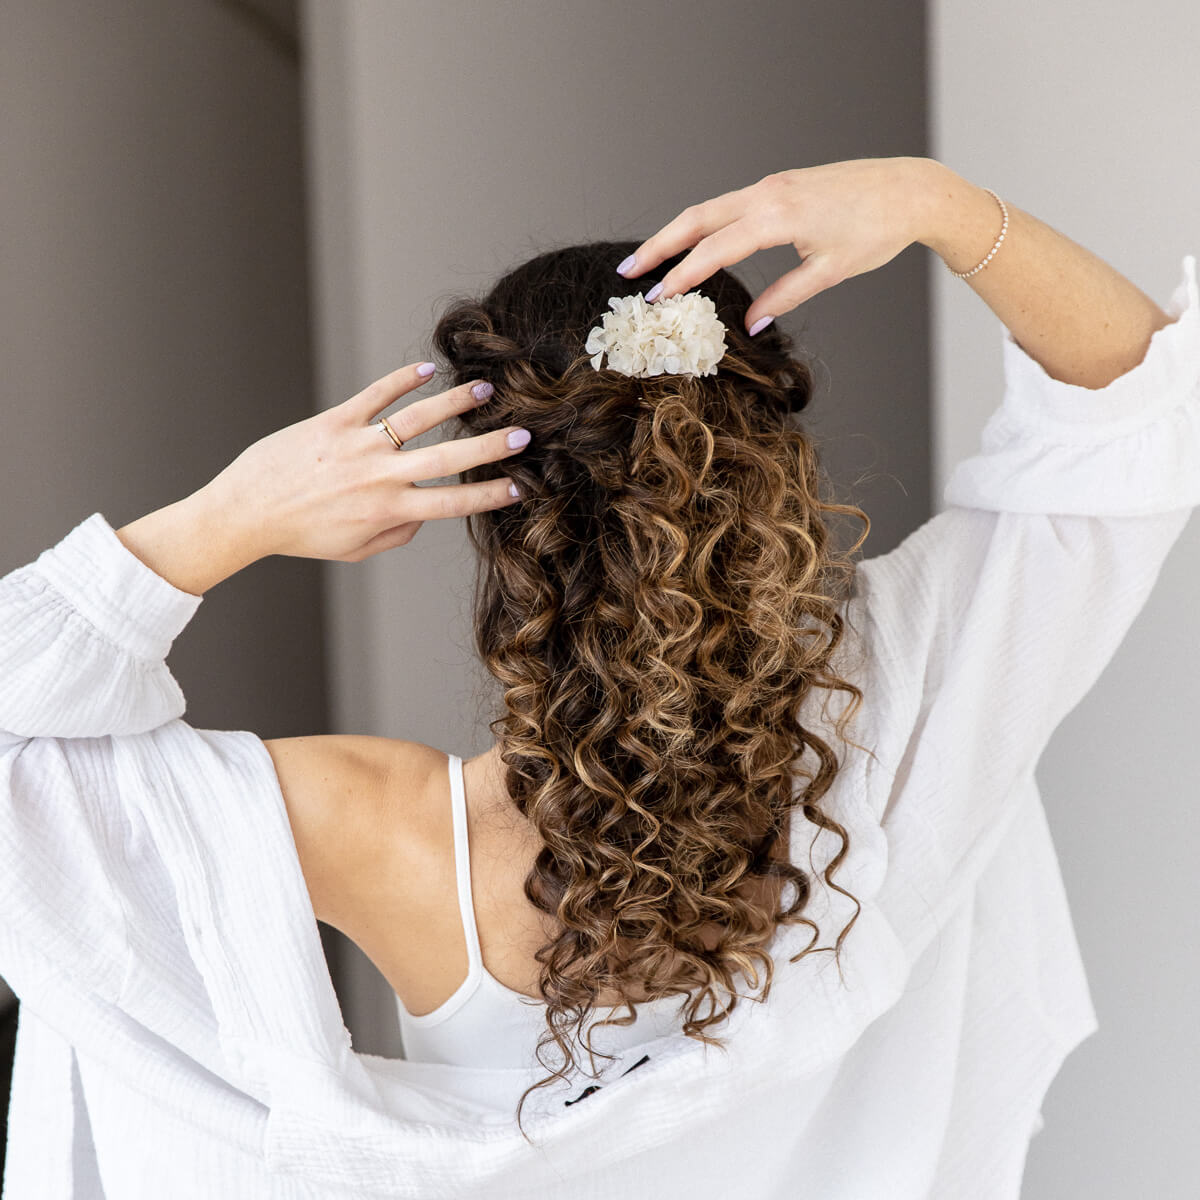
364, 378, 495, 445
648, 216, 789, 305
342, 360, 440, 425
617, 185, 753, 280
345, 520, 424, 561
746, 255, 842, 327
397, 476, 521, 523
391, 424, 531, 485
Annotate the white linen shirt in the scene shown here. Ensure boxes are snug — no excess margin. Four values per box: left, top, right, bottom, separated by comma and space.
1, 253, 1198, 1199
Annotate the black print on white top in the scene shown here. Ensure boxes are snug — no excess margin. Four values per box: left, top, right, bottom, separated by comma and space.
563, 1054, 651, 1106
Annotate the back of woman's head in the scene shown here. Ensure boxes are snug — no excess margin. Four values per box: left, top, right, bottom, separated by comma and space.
430, 239, 870, 1137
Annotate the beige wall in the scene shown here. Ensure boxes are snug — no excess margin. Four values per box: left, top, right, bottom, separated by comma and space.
299, 0, 932, 1056
0, 0, 325, 1124
0, 0, 325, 733
930, 2, 1200, 1193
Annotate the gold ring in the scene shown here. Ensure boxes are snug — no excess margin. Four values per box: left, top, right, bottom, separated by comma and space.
378, 415, 405, 449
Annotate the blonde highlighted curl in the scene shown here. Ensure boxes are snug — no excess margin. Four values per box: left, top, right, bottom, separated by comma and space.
430, 240, 872, 1142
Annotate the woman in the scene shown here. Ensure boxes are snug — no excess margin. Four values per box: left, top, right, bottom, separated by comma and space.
1, 156, 1196, 1198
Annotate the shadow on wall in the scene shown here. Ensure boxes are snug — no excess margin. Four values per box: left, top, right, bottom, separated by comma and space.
0, 997, 14, 1179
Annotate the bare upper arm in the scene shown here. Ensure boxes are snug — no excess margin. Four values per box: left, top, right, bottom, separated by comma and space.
260, 734, 441, 932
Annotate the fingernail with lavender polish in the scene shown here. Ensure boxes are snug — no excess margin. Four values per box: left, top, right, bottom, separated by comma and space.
616, 253, 637, 276
748, 315, 775, 337
508, 481, 521, 498
645, 282, 664, 302
417, 361, 436, 377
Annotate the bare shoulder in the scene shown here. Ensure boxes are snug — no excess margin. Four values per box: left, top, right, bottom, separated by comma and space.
261, 734, 446, 931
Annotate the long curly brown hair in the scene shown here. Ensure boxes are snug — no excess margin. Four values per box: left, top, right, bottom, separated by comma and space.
429, 239, 871, 1140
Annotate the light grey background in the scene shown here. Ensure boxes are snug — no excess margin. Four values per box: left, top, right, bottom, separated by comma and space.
929, 2, 1200, 1194
298, 0, 932, 1057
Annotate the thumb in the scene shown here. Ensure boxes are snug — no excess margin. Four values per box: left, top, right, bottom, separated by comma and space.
746, 254, 841, 332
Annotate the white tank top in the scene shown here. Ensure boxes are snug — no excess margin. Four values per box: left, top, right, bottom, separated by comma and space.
395, 753, 685, 1068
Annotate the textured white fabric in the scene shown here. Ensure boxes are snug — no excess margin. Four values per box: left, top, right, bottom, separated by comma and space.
0, 252, 1196, 1198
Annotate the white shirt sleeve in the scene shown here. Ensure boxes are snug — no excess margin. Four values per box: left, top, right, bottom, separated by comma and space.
0, 513, 204, 1011
857, 253, 1200, 956
0, 512, 203, 745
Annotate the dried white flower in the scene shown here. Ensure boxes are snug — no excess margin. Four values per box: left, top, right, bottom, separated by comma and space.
585, 290, 728, 378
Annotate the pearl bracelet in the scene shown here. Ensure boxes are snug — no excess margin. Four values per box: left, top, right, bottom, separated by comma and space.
947, 187, 1009, 279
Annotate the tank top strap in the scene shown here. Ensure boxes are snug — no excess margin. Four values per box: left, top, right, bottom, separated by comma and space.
447, 753, 484, 975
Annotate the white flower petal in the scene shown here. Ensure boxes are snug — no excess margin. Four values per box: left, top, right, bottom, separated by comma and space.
585, 289, 728, 379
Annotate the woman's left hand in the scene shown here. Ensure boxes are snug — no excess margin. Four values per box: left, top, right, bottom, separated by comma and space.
206, 361, 530, 565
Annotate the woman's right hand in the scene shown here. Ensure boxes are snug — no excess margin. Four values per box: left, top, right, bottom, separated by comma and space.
617, 155, 942, 335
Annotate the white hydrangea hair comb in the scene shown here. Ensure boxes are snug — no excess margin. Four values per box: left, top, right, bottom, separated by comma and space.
585, 290, 729, 378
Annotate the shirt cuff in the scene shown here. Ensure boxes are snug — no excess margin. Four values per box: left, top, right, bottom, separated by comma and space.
943, 253, 1200, 516
29, 512, 204, 663
997, 252, 1200, 442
